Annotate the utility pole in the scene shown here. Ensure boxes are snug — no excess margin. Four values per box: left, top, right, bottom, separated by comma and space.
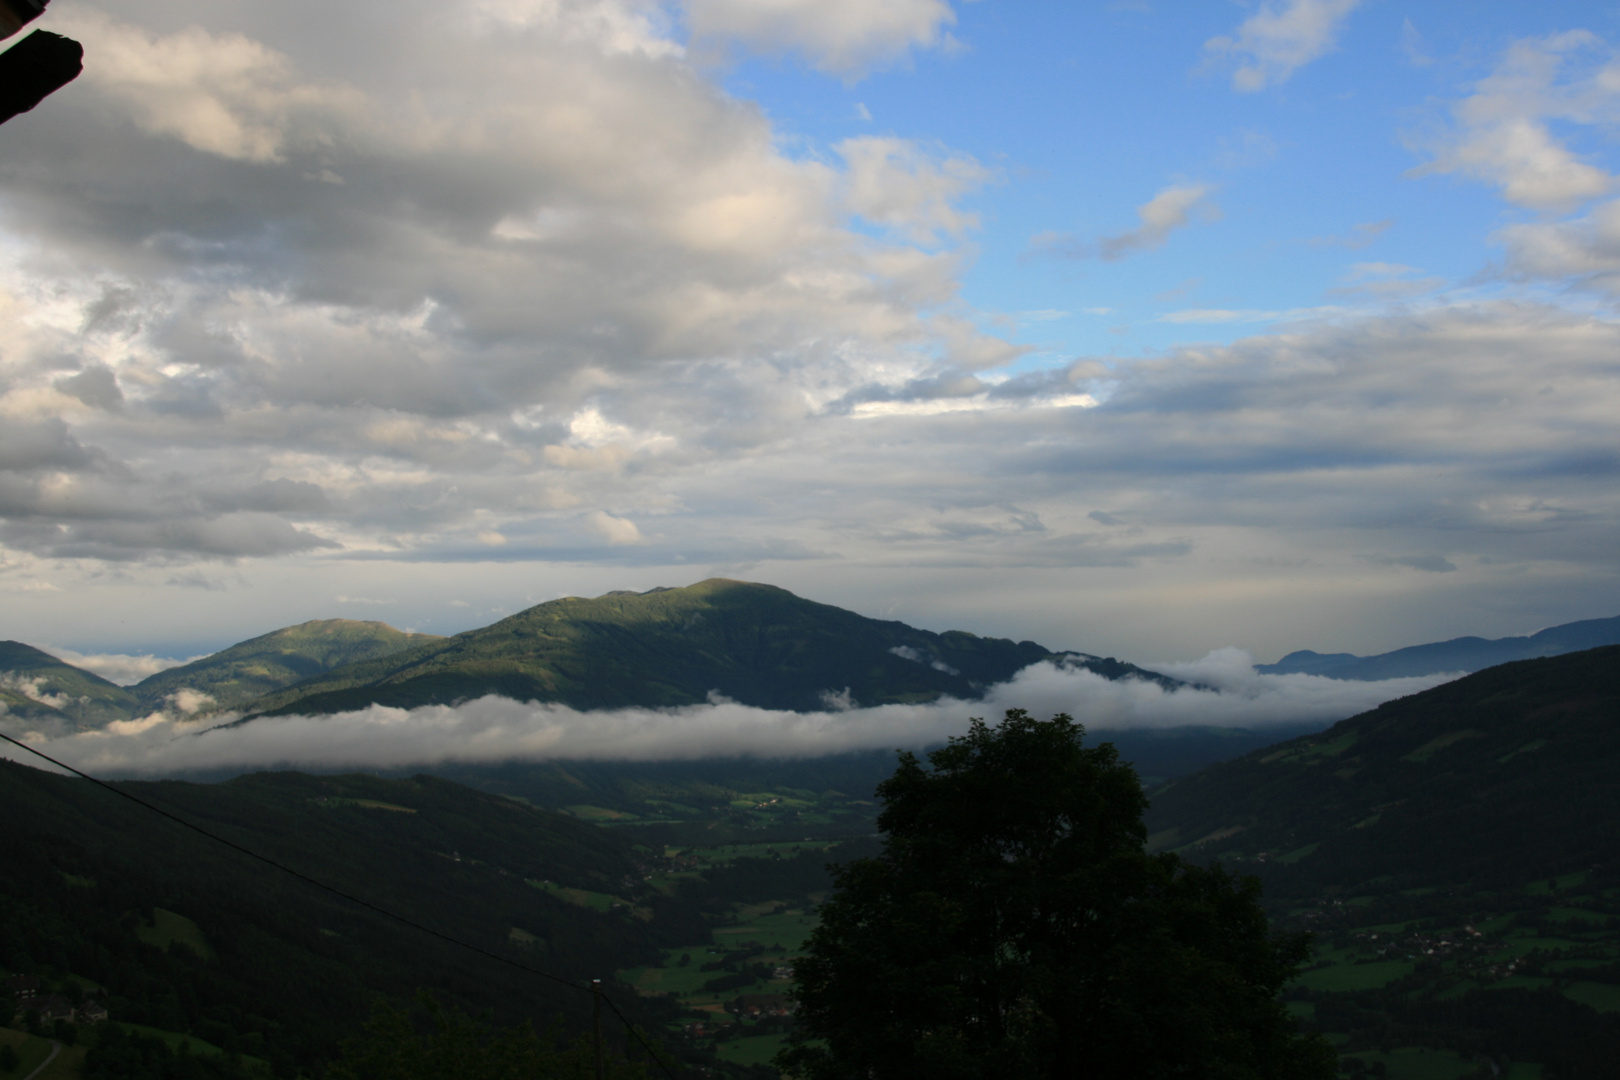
592, 978, 604, 1080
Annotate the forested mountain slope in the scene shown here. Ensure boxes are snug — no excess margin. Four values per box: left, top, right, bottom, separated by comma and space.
0, 641, 139, 730
241, 579, 1173, 718
1147, 645, 1620, 891
128, 619, 443, 715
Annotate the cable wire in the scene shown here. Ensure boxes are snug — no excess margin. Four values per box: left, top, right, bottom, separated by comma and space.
0, 730, 681, 1078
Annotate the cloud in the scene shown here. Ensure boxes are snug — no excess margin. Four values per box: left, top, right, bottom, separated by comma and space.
1204, 0, 1362, 93
682, 0, 957, 77
1, 657, 1459, 776
42, 647, 204, 686
1308, 218, 1392, 250
839, 136, 993, 244
1411, 31, 1616, 210
1326, 262, 1445, 299
0, 0, 1005, 566
586, 510, 645, 545
57, 10, 365, 163
1033, 184, 1218, 261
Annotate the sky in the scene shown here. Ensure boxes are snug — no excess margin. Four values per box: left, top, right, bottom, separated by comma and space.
3, 0, 1620, 672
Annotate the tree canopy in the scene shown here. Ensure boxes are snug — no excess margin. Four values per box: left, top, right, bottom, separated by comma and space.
779, 709, 1335, 1080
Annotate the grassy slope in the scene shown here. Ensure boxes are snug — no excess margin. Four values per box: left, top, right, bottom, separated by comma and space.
0, 758, 675, 1074
131, 619, 444, 715
1145, 646, 1620, 1078
243, 579, 1075, 716
1146, 645, 1620, 890
0, 641, 140, 730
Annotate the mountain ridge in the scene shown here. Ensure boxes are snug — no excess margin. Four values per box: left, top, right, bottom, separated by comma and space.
240, 578, 1178, 718
1257, 613, 1620, 680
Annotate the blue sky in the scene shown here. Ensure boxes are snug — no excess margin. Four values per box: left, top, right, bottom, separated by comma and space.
1, 0, 1618, 679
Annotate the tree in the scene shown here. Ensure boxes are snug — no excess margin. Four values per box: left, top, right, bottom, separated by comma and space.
779, 709, 1336, 1080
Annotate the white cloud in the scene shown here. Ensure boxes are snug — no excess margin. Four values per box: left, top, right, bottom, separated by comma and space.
0, 0, 1003, 565
586, 510, 645, 545
839, 136, 993, 244
1033, 183, 1218, 261
42, 647, 203, 686
1412, 31, 1616, 210
1204, 0, 1362, 93
683, 0, 957, 77
1496, 196, 1620, 291
0, 658, 1457, 776
56, 9, 364, 163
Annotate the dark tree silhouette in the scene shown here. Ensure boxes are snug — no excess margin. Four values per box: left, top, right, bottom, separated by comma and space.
780, 709, 1335, 1080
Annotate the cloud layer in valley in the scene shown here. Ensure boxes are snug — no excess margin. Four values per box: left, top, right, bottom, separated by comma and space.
0, 657, 1456, 777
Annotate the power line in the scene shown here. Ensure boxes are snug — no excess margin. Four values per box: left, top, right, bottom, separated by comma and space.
0, 731, 680, 1078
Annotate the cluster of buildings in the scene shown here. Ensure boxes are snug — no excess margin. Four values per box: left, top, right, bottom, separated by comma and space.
5, 975, 108, 1029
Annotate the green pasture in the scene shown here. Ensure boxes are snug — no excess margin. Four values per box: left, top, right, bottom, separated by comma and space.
1297, 960, 1414, 992
1563, 981, 1620, 1012
712, 1031, 790, 1068
1524, 872, 1589, 895
0, 1028, 55, 1078
116, 1022, 230, 1058
136, 908, 214, 960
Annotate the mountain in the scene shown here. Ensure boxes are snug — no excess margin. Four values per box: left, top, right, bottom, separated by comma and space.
1145, 646, 1620, 1078
1147, 644, 1620, 886
240, 578, 1176, 718
0, 640, 140, 730
130, 618, 443, 715
1257, 613, 1620, 680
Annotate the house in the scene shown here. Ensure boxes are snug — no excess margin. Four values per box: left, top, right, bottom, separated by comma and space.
33, 995, 74, 1023
78, 1000, 108, 1025
4, 975, 39, 999
728, 993, 792, 1017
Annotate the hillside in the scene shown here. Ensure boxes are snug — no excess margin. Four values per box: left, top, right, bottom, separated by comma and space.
0, 641, 140, 730
241, 579, 1174, 718
129, 619, 443, 715
0, 758, 692, 1075
1146, 646, 1620, 1078
1146, 645, 1620, 887
1257, 613, 1620, 680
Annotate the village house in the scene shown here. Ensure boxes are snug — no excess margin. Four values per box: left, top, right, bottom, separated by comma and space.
727, 993, 792, 1018
4, 975, 38, 999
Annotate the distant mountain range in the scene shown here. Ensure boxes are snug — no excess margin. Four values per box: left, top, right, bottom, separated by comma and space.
0, 579, 1174, 727
1257, 613, 1620, 680
0, 620, 441, 730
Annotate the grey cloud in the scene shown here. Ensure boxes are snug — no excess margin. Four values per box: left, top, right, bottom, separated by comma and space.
54, 365, 125, 411
0, 419, 102, 472
213, 479, 332, 514
1, 513, 336, 561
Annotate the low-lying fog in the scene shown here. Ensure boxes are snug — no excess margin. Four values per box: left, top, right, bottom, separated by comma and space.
0, 650, 1457, 778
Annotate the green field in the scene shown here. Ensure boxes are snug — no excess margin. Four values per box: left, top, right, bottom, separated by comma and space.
135, 908, 214, 961
0, 1027, 56, 1079
709, 1031, 790, 1067
1297, 960, 1414, 992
